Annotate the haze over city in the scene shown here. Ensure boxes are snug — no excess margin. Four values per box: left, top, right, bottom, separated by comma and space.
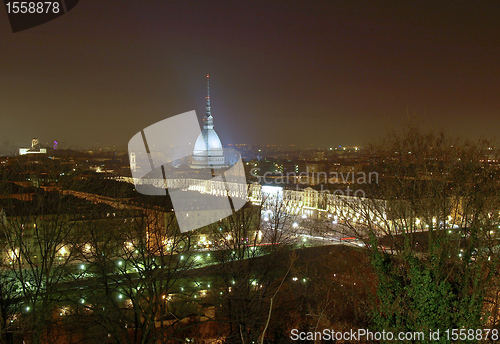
1, 0, 499, 150
3, 1, 500, 343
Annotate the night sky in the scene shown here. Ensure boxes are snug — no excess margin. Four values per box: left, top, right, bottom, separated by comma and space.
1, 1, 499, 149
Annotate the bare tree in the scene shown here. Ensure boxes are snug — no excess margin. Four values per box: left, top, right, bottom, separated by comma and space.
66, 190, 211, 344
0, 160, 84, 344
204, 195, 300, 343
333, 124, 500, 338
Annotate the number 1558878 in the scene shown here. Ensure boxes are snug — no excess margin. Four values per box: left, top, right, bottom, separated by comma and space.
5, 1, 60, 14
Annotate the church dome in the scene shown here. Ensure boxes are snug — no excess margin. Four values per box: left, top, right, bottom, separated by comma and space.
191, 75, 226, 169
193, 115, 223, 155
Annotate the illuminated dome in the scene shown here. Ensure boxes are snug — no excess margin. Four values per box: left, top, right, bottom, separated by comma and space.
193, 115, 223, 153
191, 76, 226, 169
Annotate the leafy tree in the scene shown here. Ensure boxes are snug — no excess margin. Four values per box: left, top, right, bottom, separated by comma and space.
339, 124, 500, 342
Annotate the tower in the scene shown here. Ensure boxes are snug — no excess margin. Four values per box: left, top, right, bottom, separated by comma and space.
191, 75, 226, 169
130, 152, 137, 172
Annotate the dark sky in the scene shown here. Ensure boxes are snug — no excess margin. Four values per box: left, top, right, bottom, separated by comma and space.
1, 0, 499, 149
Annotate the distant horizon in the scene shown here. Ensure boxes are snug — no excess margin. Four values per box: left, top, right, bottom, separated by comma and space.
1, 1, 500, 149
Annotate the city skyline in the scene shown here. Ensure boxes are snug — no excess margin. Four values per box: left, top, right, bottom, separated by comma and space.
1, 1, 499, 149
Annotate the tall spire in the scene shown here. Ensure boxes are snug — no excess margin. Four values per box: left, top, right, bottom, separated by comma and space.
205, 74, 211, 118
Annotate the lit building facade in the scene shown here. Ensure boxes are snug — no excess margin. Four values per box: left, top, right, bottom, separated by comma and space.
19, 138, 47, 155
